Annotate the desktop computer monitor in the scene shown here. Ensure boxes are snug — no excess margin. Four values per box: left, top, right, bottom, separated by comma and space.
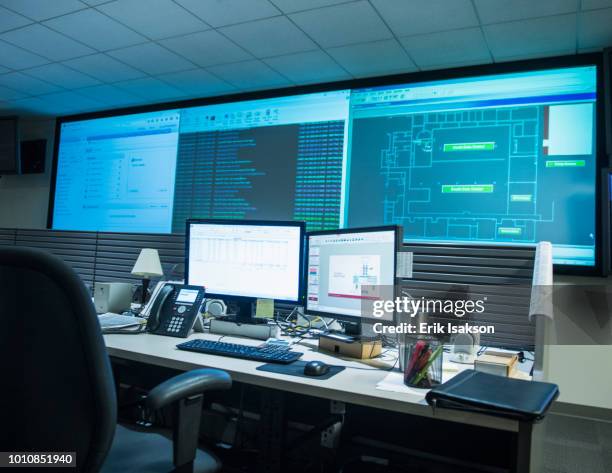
185, 219, 305, 323
305, 226, 400, 329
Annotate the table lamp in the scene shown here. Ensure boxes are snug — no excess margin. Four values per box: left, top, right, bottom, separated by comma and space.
131, 248, 163, 304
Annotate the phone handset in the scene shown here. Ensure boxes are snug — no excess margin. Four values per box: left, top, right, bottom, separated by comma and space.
147, 284, 174, 332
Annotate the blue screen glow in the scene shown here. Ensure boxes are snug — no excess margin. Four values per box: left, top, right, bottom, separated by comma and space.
52, 66, 598, 266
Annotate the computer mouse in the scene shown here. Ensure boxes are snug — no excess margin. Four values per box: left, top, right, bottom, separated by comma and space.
304, 360, 330, 377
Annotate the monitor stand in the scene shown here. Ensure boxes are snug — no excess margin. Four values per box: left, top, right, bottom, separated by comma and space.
217, 300, 268, 325
319, 321, 382, 359
335, 320, 378, 340
209, 300, 279, 340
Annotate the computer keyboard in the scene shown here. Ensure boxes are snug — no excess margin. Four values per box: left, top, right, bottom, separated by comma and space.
176, 339, 302, 364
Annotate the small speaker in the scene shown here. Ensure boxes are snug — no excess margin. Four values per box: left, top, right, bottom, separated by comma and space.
450, 332, 480, 364
94, 282, 135, 314
204, 299, 227, 317
20, 139, 46, 174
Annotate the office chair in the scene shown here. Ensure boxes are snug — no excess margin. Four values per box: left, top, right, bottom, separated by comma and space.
0, 246, 231, 473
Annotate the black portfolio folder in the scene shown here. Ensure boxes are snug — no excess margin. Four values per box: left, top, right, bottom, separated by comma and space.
425, 370, 559, 422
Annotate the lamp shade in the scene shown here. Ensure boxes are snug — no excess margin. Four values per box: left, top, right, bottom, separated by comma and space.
131, 248, 163, 278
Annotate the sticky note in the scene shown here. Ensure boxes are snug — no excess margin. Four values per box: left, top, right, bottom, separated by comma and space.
255, 298, 274, 318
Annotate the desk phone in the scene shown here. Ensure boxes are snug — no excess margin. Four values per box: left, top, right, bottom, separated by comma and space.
147, 283, 206, 338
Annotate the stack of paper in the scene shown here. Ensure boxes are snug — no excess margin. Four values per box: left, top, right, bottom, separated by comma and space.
98, 313, 146, 333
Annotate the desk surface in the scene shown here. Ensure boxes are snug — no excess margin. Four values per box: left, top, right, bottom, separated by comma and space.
104, 332, 519, 433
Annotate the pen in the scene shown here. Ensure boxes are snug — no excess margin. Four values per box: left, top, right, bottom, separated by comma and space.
411, 345, 443, 386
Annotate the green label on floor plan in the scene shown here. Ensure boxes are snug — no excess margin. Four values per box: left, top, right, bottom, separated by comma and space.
442, 184, 494, 193
545, 160, 585, 168
443, 142, 495, 152
510, 194, 532, 202
498, 227, 522, 235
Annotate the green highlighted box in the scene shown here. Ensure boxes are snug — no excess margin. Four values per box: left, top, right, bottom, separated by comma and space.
511, 194, 532, 202
442, 184, 494, 193
545, 160, 585, 168
443, 142, 495, 152
498, 227, 522, 235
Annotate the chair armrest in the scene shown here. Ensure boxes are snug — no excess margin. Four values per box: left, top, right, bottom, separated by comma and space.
146, 368, 231, 411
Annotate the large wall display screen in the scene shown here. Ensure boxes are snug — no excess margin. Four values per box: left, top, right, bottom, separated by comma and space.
51, 65, 599, 266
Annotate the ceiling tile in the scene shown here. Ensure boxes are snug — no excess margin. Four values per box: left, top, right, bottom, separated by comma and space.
81, 0, 112, 4
1, 24, 95, 61
0, 40, 49, 69
0, 6, 31, 33
327, 39, 416, 77
400, 28, 490, 69
158, 68, 235, 96
8, 97, 58, 115
484, 14, 577, 60
290, 1, 392, 48
63, 53, 145, 82
160, 30, 252, 67
220, 16, 317, 58
37, 90, 105, 114
114, 77, 185, 101
0, 65, 8, 74
77, 84, 142, 106
270, 0, 353, 14
264, 50, 349, 84
98, 0, 208, 40
107, 43, 194, 75
207, 60, 291, 89
578, 46, 602, 53
0, 71, 60, 95
371, 0, 478, 36
43, 8, 146, 51
24, 63, 101, 89
579, 8, 612, 49
581, 0, 612, 10
0, 84, 26, 100
176, 0, 280, 27
474, 0, 577, 24
0, 0, 86, 21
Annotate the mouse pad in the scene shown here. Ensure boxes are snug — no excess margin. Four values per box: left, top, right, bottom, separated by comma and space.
256, 361, 345, 380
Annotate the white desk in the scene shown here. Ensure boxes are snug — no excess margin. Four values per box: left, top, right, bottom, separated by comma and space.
104, 331, 519, 433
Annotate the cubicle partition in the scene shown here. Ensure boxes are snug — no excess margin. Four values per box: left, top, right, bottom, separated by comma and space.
0, 228, 183, 287
1, 228, 536, 348
402, 243, 536, 349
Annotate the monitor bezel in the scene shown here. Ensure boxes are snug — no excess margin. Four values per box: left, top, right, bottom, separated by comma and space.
185, 218, 306, 305
304, 225, 401, 323
47, 53, 605, 275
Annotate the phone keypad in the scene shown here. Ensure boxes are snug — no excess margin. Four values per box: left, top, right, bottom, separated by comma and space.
165, 316, 185, 334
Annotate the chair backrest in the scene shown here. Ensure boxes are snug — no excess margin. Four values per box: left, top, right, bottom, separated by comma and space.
0, 246, 116, 473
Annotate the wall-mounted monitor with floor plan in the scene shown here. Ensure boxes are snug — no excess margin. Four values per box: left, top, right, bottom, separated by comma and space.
345, 66, 599, 267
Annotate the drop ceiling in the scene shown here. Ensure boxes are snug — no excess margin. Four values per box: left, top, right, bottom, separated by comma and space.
0, 0, 610, 117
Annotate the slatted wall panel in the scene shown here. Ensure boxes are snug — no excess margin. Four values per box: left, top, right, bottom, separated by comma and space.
0, 228, 15, 246
401, 243, 536, 349
94, 232, 185, 283
14, 229, 97, 287
2, 227, 537, 347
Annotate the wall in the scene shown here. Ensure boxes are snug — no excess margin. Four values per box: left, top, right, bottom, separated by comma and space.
542, 275, 612, 412
0, 118, 55, 229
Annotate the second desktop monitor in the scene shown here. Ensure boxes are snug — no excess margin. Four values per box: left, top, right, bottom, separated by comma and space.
306, 226, 399, 321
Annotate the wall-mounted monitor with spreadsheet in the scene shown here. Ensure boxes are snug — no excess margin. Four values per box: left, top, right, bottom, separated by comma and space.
49, 55, 603, 270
